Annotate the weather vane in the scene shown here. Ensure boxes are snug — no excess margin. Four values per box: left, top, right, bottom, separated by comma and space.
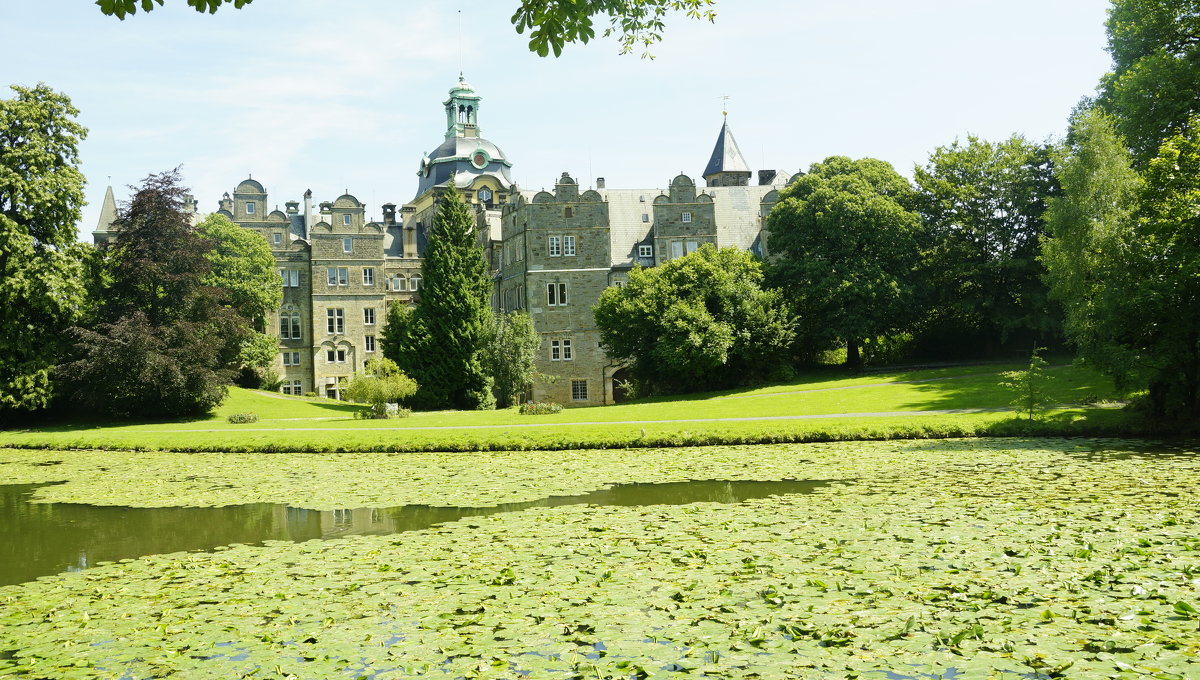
722, 95, 729, 118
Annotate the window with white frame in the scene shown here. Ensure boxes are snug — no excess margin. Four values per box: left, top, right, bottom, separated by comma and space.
282, 382, 292, 395
642, 213, 649, 222
364, 308, 375, 325
342, 214, 351, 226
342, 237, 353, 253
292, 380, 302, 394
550, 338, 573, 361
546, 282, 567, 306
362, 267, 374, 286
639, 244, 653, 258
364, 335, 376, 352
289, 270, 299, 287
410, 276, 421, 290
279, 309, 302, 341
393, 276, 407, 291
326, 308, 344, 334
289, 351, 300, 365
571, 380, 588, 401
325, 348, 347, 363
272, 232, 281, 245
563, 235, 576, 256
282, 351, 292, 366
327, 267, 349, 286
548, 235, 561, 257
246, 202, 256, 214
682, 211, 692, 223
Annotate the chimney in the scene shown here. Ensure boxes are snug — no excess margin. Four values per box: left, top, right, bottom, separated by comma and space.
219, 192, 233, 214
382, 203, 397, 225
596, 177, 605, 189
285, 200, 299, 215
302, 189, 313, 235
758, 170, 778, 186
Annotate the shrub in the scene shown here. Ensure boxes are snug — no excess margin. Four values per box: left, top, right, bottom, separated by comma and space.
226, 412, 258, 424
519, 401, 562, 415
353, 404, 412, 420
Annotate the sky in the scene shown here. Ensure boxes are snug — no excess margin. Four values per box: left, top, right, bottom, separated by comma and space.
2, 0, 1114, 240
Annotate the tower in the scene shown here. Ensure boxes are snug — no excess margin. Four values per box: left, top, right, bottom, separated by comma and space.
444, 74, 482, 139
702, 117, 752, 187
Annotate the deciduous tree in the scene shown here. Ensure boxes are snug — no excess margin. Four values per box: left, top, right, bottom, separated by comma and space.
1099, 0, 1200, 166
913, 135, 1059, 355
594, 245, 793, 395
766, 156, 921, 368
486, 311, 541, 408
61, 170, 249, 417
343, 357, 419, 418
0, 83, 91, 419
95, 0, 716, 57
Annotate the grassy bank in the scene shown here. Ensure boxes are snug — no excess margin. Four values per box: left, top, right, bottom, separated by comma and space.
0, 362, 1143, 452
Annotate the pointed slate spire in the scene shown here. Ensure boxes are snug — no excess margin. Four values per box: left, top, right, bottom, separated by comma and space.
703, 118, 752, 187
92, 184, 119, 245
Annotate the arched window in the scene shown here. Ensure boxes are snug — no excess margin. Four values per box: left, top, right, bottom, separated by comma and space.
410, 276, 421, 291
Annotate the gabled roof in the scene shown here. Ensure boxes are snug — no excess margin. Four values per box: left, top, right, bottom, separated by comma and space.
703, 119, 752, 178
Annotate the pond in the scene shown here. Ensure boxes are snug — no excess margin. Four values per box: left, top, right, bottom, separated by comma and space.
0, 439, 1197, 679
0, 479, 828, 586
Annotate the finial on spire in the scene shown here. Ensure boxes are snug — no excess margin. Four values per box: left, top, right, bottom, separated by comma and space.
721, 95, 729, 118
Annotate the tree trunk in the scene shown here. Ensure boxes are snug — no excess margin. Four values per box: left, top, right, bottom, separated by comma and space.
846, 339, 862, 370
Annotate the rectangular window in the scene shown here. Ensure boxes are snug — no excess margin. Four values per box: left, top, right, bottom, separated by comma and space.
546, 282, 567, 306
290, 314, 301, 340
342, 215, 352, 226
282, 352, 293, 366
671, 241, 684, 259
246, 202, 255, 214
337, 349, 346, 363
280, 269, 289, 287
639, 244, 653, 258
327, 349, 336, 362
272, 232, 281, 245
411, 276, 421, 290
342, 237, 352, 253
289, 270, 299, 287
364, 335, 375, 352
290, 351, 300, 365
364, 308, 375, 325
550, 339, 561, 361
562, 338, 573, 360
686, 240, 699, 255
282, 383, 292, 395
548, 236, 561, 257
642, 213, 650, 223
338, 267, 348, 285
363, 267, 374, 286
393, 276, 407, 292
571, 380, 588, 401
563, 235, 576, 256
293, 380, 302, 394
326, 308, 344, 334
327, 267, 337, 286
682, 211, 692, 223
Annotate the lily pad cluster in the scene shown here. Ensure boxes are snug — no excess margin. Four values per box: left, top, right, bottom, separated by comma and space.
0, 438, 1197, 678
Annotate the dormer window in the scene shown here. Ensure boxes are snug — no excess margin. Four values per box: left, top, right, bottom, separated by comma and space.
272, 233, 282, 245
639, 245, 653, 258
642, 213, 649, 223
245, 202, 256, 214
342, 214, 351, 226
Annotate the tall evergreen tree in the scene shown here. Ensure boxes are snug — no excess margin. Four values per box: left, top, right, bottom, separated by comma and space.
397, 185, 495, 410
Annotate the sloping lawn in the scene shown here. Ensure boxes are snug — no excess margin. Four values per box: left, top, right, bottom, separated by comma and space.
0, 362, 1129, 452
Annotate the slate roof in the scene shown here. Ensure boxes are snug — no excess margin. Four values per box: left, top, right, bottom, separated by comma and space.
95, 185, 118, 232
702, 119, 752, 178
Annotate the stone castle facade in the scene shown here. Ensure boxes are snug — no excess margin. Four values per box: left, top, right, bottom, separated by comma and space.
94, 77, 791, 406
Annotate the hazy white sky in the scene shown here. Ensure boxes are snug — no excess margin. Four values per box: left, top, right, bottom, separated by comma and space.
2, 1, 1112, 240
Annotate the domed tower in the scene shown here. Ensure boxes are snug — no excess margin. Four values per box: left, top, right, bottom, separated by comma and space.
414, 75, 514, 202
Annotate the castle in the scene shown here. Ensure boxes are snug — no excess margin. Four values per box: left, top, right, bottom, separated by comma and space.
94, 77, 792, 406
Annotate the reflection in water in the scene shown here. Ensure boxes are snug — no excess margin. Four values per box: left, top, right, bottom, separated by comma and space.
0, 479, 829, 586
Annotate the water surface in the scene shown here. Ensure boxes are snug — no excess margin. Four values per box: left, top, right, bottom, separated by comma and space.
0, 479, 828, 585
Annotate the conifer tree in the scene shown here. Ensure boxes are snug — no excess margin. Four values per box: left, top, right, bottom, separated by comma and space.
401, 185, 495, 410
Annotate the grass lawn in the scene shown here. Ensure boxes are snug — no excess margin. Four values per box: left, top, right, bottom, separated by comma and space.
0, 360, 1139, 452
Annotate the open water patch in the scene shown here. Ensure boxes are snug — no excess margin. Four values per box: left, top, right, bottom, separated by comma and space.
0, 478, 830, 585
